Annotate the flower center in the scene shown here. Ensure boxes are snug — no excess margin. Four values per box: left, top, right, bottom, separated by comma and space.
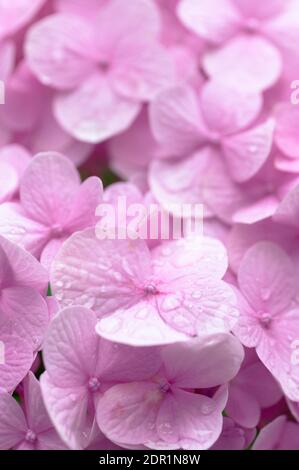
88, 376, 101, 393
259, 312, 272, 328
144, 283, 159, 296
245, 18, 260, 32
98, 61, 110, 73
25, 429, 37, 444
159, 382, 170, 393
51, 223, 64, 237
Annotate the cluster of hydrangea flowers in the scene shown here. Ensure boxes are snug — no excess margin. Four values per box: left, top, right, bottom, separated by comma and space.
1, 0, 299, 451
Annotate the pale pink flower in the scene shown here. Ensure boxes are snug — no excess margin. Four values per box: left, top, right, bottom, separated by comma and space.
0, 372, 66, 450
0, 234, 48, 350
150, 148, 299, 225
51, 232, 238, 346
96, 333, 244, 449
253, 415, 299, 450
233, 241, 299, 401
0, 152, 103, 268
0, 145, 31, 203
40, 306, 162, 449
150, 80, 274, 183
178, 0, 299, 92
226, 349, 283, 428
0, 0, 46, 40
25, 0, 174, 143
211, 417, 255, 450
107, 109, 158, 181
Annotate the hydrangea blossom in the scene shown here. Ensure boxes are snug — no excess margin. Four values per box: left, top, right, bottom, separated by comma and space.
25, 0, 175, 143
51, 233, 238, 346
0, 372, 66, 450
0, 0, 299, 453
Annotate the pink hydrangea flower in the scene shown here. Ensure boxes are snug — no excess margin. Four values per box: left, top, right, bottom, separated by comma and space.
253, 415, 299, 450
233, 241, 299, 401
178, 0, 299, 92
150, 80, 274, 183
25, 0, 175, 143
51, 232, 239, 346
0, 61, 93, 166
0, 0, 46, 41
0, 152, 103, 268
226, 349, 283, 428
40, 306, 163, 449
0, 145, 31, 203
0, 234, 48, 350
96, 333, 244, 449
211, 417, 256, 450
0, 372, 66, 450
150, 147, 299, 225
108, 109, 158, 180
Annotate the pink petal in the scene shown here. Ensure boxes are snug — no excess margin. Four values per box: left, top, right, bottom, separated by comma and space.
108, 109, 157, 179
51, 229, 151, 316
223, 119, 275, 182
227, 219, 294, 274
0, 0, 45, 40
55, 0, 106, 18
0, 286, 48, 350
23, 372, 53, 434
25, 13, 98, 89
252, 415, 286, 450
20, 152, 80, 225
203, 35, 282, 93
40, 372, 91, 450
0, 41, 15, 80
241, 362, 283, 407
264, 1, 299, 60
238, 241, 295, 315
0, 234, 48, 292
40, 238, 65, 271
177, 0, 241, 44
95, 0, 161, 49
152, 236, 228, 282
0, 203, 50, 258
36, 428, 67, 450
54, 73, 141, 143
43, 306, 98, 387
0, 392, 27, 449
200, 80, 262, 135
96, 300, 189, 347
0, 160, 18, 202
149, 148, 215, 217
0, 144, 31, 180
112, 38, 175, 101
233, 195, 279, 224
96, 382, 161, 446
161, 334, 244, 389
153, 389, 224, 450
257, 310, 299, 401
275, 104, 299, 158
274, 184, 299, 228
94, 340, 162, 383
149, 85, 204, 157
64, 176, 103, 232
0, 334, 33, 392
226, 386, 261, 428
234, 0, 287, 19
156, 280, 239, 337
